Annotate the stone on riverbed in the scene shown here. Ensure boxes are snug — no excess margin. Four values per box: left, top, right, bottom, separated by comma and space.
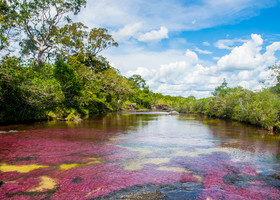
119, 190, 167, 200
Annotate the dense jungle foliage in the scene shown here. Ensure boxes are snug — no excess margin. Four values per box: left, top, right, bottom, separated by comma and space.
1, 0, 280, 133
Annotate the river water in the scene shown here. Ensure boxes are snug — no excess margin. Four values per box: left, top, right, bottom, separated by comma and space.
0, 113, 280, 199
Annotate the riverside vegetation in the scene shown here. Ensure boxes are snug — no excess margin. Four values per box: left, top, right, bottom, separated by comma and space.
1, 0, 280, 134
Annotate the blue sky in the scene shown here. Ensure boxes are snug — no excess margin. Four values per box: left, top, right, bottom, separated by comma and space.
75, 0, 280, 98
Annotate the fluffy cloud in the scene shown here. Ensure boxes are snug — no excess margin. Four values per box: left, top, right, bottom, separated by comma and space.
112, 24, 168, 42
214, 38, 246, 50
111, 22, 143, 41
185, 49, 199, 63
195, 48, 212, 54
203, 41, 210, 46
126, 50, 222, 98
263, 42, 280, 66
137, 26, 168, 42
216, 34, 264, 71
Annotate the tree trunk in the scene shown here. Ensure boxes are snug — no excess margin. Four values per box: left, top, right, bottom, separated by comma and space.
35, 43, 45, 70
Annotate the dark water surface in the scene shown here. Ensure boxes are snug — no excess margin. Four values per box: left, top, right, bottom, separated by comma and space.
1, 113, 280, 199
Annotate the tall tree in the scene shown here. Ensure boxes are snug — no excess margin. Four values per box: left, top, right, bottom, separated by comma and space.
15, 0, 86, 67
129, 74, 147, 89
56, 24, 118, 70
212, 78, 229, 97
85, 28, 118, 60
55, 22, 88, 57
269, 64, 280, 94
0, 0, 19, 53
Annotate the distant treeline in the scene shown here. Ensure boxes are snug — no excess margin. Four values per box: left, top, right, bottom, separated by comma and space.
169, 80, 280, 134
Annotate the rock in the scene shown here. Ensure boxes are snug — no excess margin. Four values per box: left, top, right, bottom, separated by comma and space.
0, 181, 3, 188
169, 111, 179, 115
271, 173, 280, 180
119, 190, 167, 200
61, 118, 82, 122
0, 130, 19, 134
72, 177, 84, 183
151, 104, 170, 111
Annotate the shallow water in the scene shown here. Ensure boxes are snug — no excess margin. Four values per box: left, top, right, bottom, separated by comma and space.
0, 113, 280, 199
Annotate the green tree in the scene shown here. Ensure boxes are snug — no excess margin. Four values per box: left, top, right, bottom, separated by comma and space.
54, 59, 82, 108
0, 0, 20, 52
15, 0, 86, 67
269, 64, 280, 94
212, 78, 229, 97
56, 24, 118, 71
86, 28, 118, 59
0, 56, 63, 123
129, 74, 146, 89
55, 22, 88, 57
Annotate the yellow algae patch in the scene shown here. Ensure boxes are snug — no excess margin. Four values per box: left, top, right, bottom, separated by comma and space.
109, 137, 129, 141
59, 159, 102, 170
28, 176, 57, 192
86, 187, 102, 197
0, 163, 48, 173
144, 158, 170, 165
88, 157, 103, 164
123, 158, 170, 171
193, 175, 203, 182
123, 162, 143, 171
59, 163, 80, 170
157, 166, 191, 173
171, 151, 198, 157
116, 145, 153, 157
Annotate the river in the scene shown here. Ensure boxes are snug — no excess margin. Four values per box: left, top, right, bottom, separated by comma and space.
0, 113, 280, 199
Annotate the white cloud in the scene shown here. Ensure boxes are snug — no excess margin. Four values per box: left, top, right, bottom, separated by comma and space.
216, 34, 264, 71
126, 67, 156, 81
125, 50, 222, 98
215, 38, 247, 50
215, 39, 235, 50
195, 48, 213, 54
185, 49, 199, 63
213, 57, 220, 60
112, 24, 168, 42
263, 42, 280, 66
111, 22, 143, 41
137, 26, 168, 42
203, 41, 210, 46
237, 70, 255, 81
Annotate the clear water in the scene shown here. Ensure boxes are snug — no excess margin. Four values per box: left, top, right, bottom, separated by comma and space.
0, 113, 280, 199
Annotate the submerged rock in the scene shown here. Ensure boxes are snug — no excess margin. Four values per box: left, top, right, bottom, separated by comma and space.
0, 130, 19, 134
72, 177, 84, 183
270, 173, 280, 180
119, 190, 167, 200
